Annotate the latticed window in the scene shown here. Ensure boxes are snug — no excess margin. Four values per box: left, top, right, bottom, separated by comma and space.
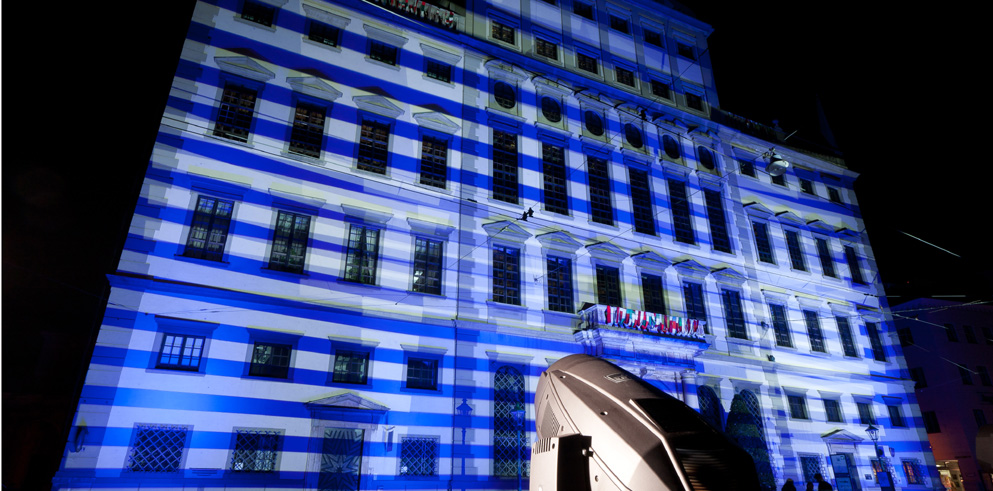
344, 224, 380, 285
126, 424, 189, 472
289, 101, 326, 158
770, 304, 792, 348
493, 366, 529, 477
268, 211, 310, 274
542, 143, 568, 215
785, 230, 807, 271
903, 459, 925, 485
752, 222, 775, 263
492, 130, 519, 203
399, 437, 439, 476
249, 342, 291, 378
419, 135, 447, 188
412, 237, 442, 295
595, 265, 621, 306
358, 119, 390, 174
668, 179, 695, 244
845, 245, 866, 284
157, 334, 205, 371
866, 322, 887, 361
546, 256, 573, 313
332, 350, 370, 384
405, 358, 438, 390
800, 455, 822, 485
697, 385, 722, 430
704, 189, 731, 253
493, 245, 520, 305
629, 168, 655, 235
816, 238, 836, 277
232, 429, 281, 472
214, 83, 257, 142
577, 52, 597, 73
184, 196, 233, 261
641, 273, 666, 314
836, 316, 859, 357
683, 281, 707, 330
535, 38, 557, 60
587, 156, 613, 225
803, 310, 826, 353
722, 289, 747, 339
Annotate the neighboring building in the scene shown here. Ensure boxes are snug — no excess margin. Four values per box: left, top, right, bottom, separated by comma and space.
894, 298, 993, 491
53, 0, 938, 490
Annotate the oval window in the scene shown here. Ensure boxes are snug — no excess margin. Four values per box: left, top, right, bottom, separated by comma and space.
585, 110, 604, 136
494, 81, 516, 109
541, 96, 562, 123
698, 146, 715, 169
663, 134, 680, 159
624, 123, 643, 149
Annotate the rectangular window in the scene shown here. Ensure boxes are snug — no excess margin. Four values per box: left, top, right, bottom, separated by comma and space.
824, 399, 843, 423
629, 168, 655, 235
739, 160, 756, 177
978, 366, 992, 386
241, 0, 276, 26
641, 273, 666, 314
703, 189, 731, 253
412, 237, 443, 295
214, 82, 258, 142
960, 365, 973, 385
770, 304, 792, 348
676, 42, 695, 59
722, 289, 747, 339
945, 324, 958, 342
425, 59, 452, 83
268, 211, 311, 274
307, 20, 340, 47
405, 357, 439, 390
752, 222, 775, 263
369, 40, 398, 65
332, 349, 370, 384
799, 178, 815, 194
837, 316, 859, 357
683, 281, 707, 330
828, 187, 842, 203
668, 179, 694, 244
573, 1, 594, 19
910, 367, 927, 388
686, 92, 704, 111
615, 66, 634, 87
887, 404, 905, 427
344, 224, 380, 285
231, 429, 280, 472
609, 15, 629, 33
596, 265, 621, 306
546, 256, 574, 313
419, 135, 448, 188
535, 38, 558, 60
844, 245, 866, 284
923, 410, 940, 433
803, 310, 826, 353
357, 119, 390, 174
184, 196, 234, 261
857, 401, 876, 425
399, 436, 439, 476
650, 80, 671, 99
493, 245, 521, 305
964, 325, 978, 343
800, 456, 822, 485
288, 101, 326, 158
542, 143, 568, 215
815, 238, 836, 277
644, 30, 663, 47
771, 173, 786, 186
126, 424, 189, 472
785, 230, 807, 271
982, 326, 993, 345
975, 409, 988, 428
157, 334, 206, 371
587, 156, 613, 225
492, 130, 519, 203
249, 342, 292, 379
903, 460, 924, 485
866, 322, 886, 361
491, 21, 515, 44
787, 394, 808, 419
577, 52, 598, 73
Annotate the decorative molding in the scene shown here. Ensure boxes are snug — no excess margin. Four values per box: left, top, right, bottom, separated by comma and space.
287, 76, 342, 102
536, 231, 582, 254
362, 24, 408, 47
407, 217, 456, 238
420, 43, 461, 65
307, 391, 390, 411
586, 241, 627, 264
631, 250, 672, 273
353, 95, 404, 119
483, 220, 530, 242
302, 4, 349, 27
413, 111, 460, 134
215, 56, 275, 82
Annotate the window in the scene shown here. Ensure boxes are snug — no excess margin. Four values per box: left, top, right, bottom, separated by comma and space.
241, 0, 276, 26
815, 238, 836, 277
903, 459, 925, 485
827, 187, 842, 203
231, 429, 280, 472
288, 101, 326, 157
183, 196, 234, 261
837, 316, 859, 357
493, 366, 528, 477
546, 256, 574, 313
686, 92, 704, 111
587, 156, 613, 225
770, 304, 792, 348
399, 436, 439, 476
959, 365, 973, 385
887, 404, 905, 427
596, 265, 622, 306
650, 80, 671, 99
357, 119, 390, 174
662, 135, 680, 160
787, 394, 808, 419
540, 96, 562, 123
214, 82, 258, 142
844, 245, 866, 284
268, 211, 310, 274
344, 224, 380, 285
676, 42, 695, 59
615, 66, 634, 87
721, 289, 747, 339
824, 399, 843, 423
910, 367, 927, 388
866, 322, 886, 361
641, 273, 666, 314
584, 110, 604, 136
425, 59, 452, 83
644, 30, 663, 47
771, 173, 786, 186
624, 123, 644, 148
978, 366, 992, 386
609, 15, 629, 34
975, 409, 988, 428
803, 310, 826, 353
982, 326, 993, 345
752, 222, 774, 263
945, 324, 958, 342
683, 281, 707, 329
369, 40, 398, 65
704, 189, 731, 253
493, 245, 521, 305
577, 52, 598, 73
784, 230, 807, 271
629, 168, 655, 235
419, 135, 448, 188
964, 325, 978, 343
491, 20, 515, 44
857, 401, 876, 425
412, 237, 443, 295
535, 38, 558, 60
157, 334, 206, 371
542, 143, 568, 215
405, 357, 439, 390
307, 20, 340, 47
800, 456, 822, 486
332, 349, 370, 384
922, 410, 940, 433
126, 424, 189, 472
739, 159, 755, 177
573, 1, 594, 19
799, 178, 815, 194
249, 342, 292, 378
668, 179, 695, 244
698, 147, 716, 170
494, 82, 516, 109
492, 130, 519, 203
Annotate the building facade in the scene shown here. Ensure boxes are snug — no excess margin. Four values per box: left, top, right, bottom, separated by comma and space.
54, 0, 939, 489
893, 298, 993, 491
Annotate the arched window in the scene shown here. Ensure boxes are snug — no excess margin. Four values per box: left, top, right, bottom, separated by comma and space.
662, 134, 680, 159
584, 110, 604, 136
494, 82, 516, 109
726, 390, 775, 491
624, 123, 644, 148
493, 366, 528, 477
540, 96, 562, 123
697, 385, 723, 431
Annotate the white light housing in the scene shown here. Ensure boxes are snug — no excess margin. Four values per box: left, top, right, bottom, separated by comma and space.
766, 153, 790, 176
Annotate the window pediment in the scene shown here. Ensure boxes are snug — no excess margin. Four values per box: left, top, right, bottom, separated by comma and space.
413, 111, 460, 134
483, 220, 531, 242
776, 211, 805, 228
407, 217, 455, 238
536, 231, 582, 253
631, 250, 672, 273
307, 391, 390, 411
712, 267, 746, 287
353, 95, 404, 119
744, 202, 775, 219
586, 241, 626, 263
673, 259, 708, 280
215, 56, 275, 82
287, 76, 342, 102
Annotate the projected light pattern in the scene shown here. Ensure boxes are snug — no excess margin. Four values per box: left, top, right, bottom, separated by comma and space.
54, 0, 939, 490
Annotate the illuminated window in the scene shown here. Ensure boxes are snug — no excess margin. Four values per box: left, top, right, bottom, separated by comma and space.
641, 273, 666, 314
288, 101, 326, 158
824, 399, 843, 423
903, 459, 925, 485
770, 304, 792, 348
752, 222, 775, 263
844, 245, 866, 284
535, 38, 558, 60
785, 230, 807, 271
241, 0, 276, 26
595, 265, 621, 306
542, 143, 568, 215
231, 429, 280, 472
587, 156, 613, 225
412, 237, 442, 295
357, 119, 390, 174
704, 189, 731, 253
803, 310, 826, 353
815, 238, 836, 277
491, 21, 515, 44
887, 404, 905, 427
125, 424, 189, 473
856, 402, 876, 425
922, 410, 940, 433
214, 82, 258, 142
332, 349, 370, 384
307, 20, 340, 47
493, 245, 521, 305
249, 342, 292, 379
629, 168, 655, 235
837, 316, 859, 357
668, 179, 695, 244
546, 256, 574, 313
405, 357, 438, 390
419, 135, 448, 188
399, 436, 439, 476
492, 130, 519, 203
344, 224, 380, 285
866, 322, 886, 361
425, 59, 452, 83
268, 211, 310, 274
722, 289, 747, 339
787, 394, 808, 419
577, 52, 598, 73
369, 40, 398, 65
184, 196, 234, 261
157, 334, 205, 371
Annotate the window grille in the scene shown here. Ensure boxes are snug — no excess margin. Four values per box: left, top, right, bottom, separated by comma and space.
770, 304, 792, 347
289, 101, 326, 158
184, 196, 233, 261
815, 238, 836, 277
492, 130, 519, 203
419, 135, 448, 188
405, 358, 438, 390
697, 386, 722, 430
412, 237, 443, 295
493, 246, 521, 305
722, 289, 747, 339
214, 83, 257, 142
493, 366, 529, 477
249, 342, 292, 378
587, 156, 613, 225
803, 310, 826, 353
357, 119, 390, 174
126, 424, 188, 472
542, 143, 568, 215
800, 455, 822, 485
344, 225, 380, 285
752, 222, 774, 263
268, 211, 310, 274
641, 273, 666, 314
332, 350, 370, 384
668, 179, 695, 244
157, 334, 205, 371
595, 265, 621, 306
546, 256, 574, 313
629, 168, 655, 235
232, 429, 280, 472
836, 316, 858, 357
704, 189, 731, 253
399, 437, 439, 476
785, 230, 807, 271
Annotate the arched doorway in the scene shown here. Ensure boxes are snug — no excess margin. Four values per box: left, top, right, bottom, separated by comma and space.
697, 385, 724, 431
726, 390, 776, 491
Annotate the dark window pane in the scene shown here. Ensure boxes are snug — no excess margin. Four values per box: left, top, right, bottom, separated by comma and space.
595, 265, 621, 306
629, 168, 655, 235
288, 101, 326, 158
542, 143, 568, 215
344, 225, 380, 285
214, 83, 257, 142
770, 304, 792, 347
184, 196, 234, 261
419, 135, 448, 188
641, 273, 666, 314
332, 350, 369, 384
588, 156, 613, 225
546, 256, 574, 313
753, 222, 774, 263
785, 230, 807, 271
722, 290, 747, 339
249, 342, 291, 379
492, 130, 519, 203
357, 119, 390, 174
412, 237, 443, 295
268, 211, 310, 274
704, 189, 731, 253
668, 179, 694, 244
493, 246, 520, 305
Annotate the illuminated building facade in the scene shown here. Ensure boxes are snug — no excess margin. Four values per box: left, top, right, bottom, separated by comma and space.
893, 298, 993, 491
54, 0, 938, 489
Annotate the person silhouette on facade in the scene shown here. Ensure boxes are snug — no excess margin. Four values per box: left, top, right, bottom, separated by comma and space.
805, 481, 814, 491
815, 473, 834, 490
782, 478, 797, 491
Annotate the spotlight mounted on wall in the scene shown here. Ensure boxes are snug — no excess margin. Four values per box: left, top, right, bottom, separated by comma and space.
762, 148, 790, 177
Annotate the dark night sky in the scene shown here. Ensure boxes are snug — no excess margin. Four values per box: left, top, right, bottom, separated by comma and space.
1, 1, 990, 487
